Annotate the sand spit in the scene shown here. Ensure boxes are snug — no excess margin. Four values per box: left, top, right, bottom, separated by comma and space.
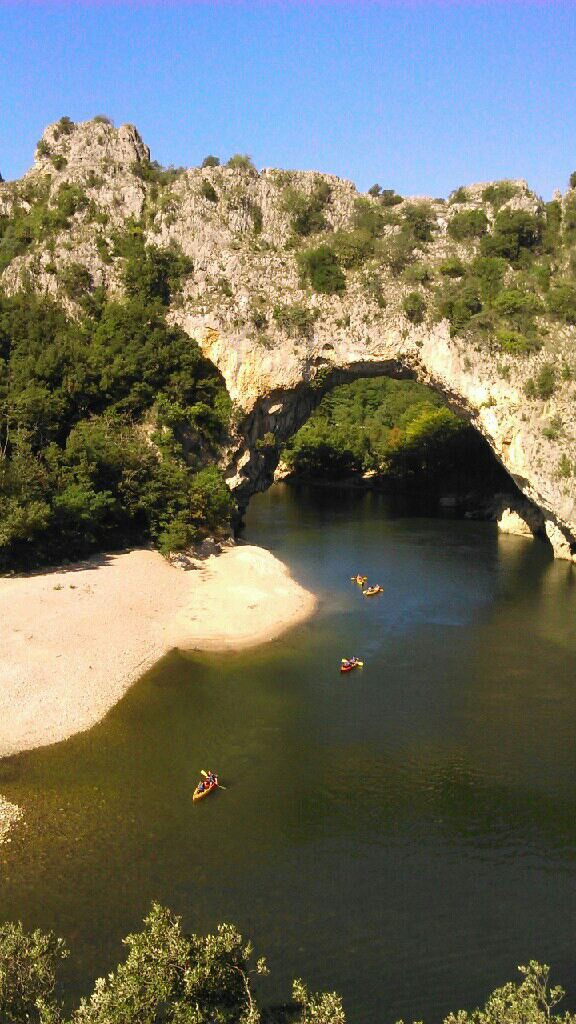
0, 544, 316, 761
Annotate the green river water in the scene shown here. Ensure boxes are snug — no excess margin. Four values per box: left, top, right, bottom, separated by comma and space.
1, 484, 576, 1022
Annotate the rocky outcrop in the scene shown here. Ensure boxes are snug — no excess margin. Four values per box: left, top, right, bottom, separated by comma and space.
1, 119, 575, 561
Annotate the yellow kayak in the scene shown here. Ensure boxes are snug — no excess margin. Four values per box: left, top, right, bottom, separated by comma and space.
351, 575, 368, 586
192, 777, 218, 802
363, 585, 383, 597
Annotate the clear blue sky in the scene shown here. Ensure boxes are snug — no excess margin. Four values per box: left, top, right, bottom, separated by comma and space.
1, 1, 575, 198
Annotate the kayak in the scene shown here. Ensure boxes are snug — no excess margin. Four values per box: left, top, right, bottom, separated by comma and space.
363, 585, 383, 597
351, 575, 367, 586
340, 659, 363, 673
193, 778, 218, 802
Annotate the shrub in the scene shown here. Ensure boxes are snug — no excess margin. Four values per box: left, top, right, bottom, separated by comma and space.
379, 232, 416, 276
0, 920, 68, 1022
93, 114, 113, 124
481, 181, 519, 209
469, 255, 507, 300
332, 228, 374, 268
132, 158, 184, 186
492, 288, 542, 318
403, 291, 426, 324
559, 453, 573, 477
403, 202, 436, 243
380, 189, 403, 207
547, 284, 576, 324
273, 302, 318, 336
296, 244, 345, 294
200, 179, 218, 203
36, 139, 51, 158
449, 186, 469, 204
439, 257, 466, 277
202, 155, 220, 167
542, 416, 562, 440
51, 154, 67, 171
447, 208, 489, 241
524, 363, 556, 400
495, 328, 540, 354
481, 208, 542, 262
54, 182, 88, 219
250, 303, 267, 330
362, 266, 386, 307
55, 115, 74, 136
283, 180, 331, 237
366, 184, 402, 206
119, 230, 193, 305
437, 280, 482, 334
59, 262, 93, 301
569, 171, 576, 189
353, 197, 384, 236
404, 262, 432, 285
226, 153, 256, 171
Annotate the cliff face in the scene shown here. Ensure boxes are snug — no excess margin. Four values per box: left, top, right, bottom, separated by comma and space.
1, 118, 575, 560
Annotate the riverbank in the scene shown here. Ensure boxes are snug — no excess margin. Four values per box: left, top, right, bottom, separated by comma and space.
0, 543, 316, 762
0, 796, 23, 844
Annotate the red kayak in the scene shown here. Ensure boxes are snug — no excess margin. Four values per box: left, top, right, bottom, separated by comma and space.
340, 659, 363, 674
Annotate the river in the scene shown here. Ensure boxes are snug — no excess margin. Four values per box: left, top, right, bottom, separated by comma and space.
1, 484, 576, 1022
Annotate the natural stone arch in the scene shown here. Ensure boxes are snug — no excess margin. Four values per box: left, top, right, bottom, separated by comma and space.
186, 322, 576, 562
222, 357, 546, 541
2, 118, 573, 561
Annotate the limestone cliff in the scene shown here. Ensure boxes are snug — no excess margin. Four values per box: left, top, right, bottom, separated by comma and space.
1, 118, 574, 560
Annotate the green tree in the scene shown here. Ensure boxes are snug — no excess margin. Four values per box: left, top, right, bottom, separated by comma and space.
226, 154, 256, 172
283, 181, 332, 237
481, 209, 542, 263
447, 209, 488, 241
0, 920, 67, 1024
296, 245, 345, 294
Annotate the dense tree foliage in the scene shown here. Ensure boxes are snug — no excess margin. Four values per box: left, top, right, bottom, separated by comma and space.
282, 377, 508, 494
0, 228, 233, 570
0, 908, 572, 1024
0, 904, 345, 1024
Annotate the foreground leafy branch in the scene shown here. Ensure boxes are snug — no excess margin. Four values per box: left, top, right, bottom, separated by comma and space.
0, 907, 573, 1024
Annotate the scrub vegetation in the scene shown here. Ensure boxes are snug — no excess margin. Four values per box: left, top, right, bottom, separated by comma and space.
0, 906, 571, 1024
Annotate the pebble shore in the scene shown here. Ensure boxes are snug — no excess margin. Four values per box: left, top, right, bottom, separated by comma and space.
0, 796, 22, 843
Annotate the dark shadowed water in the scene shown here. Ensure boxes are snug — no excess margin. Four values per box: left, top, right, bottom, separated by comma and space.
1, 484, 576, 1023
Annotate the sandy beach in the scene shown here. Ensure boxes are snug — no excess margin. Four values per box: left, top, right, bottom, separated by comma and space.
0, 544, 316, 761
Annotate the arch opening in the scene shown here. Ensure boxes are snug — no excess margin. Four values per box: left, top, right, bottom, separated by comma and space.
226, 362, 549, 547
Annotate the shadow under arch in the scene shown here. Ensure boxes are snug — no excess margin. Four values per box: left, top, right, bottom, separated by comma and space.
227, 359, 550, 551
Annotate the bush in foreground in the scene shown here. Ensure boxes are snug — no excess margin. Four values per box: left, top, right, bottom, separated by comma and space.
0, 904, 344, 1024
0, 909, 573, 1024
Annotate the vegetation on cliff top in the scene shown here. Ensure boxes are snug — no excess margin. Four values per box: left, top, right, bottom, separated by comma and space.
0, 904, 572, 1024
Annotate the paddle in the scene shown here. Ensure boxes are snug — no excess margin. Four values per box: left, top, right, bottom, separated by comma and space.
201, 769, 227, 790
